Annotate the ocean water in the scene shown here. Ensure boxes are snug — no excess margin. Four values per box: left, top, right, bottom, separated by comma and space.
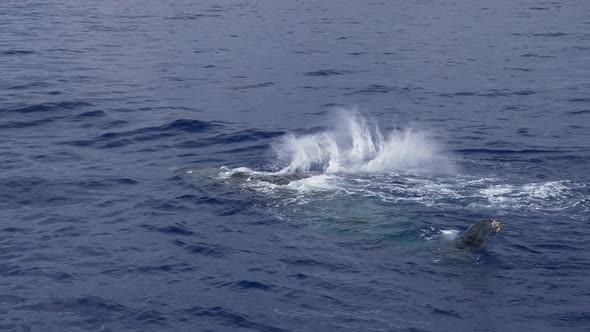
1, 0, 589, 331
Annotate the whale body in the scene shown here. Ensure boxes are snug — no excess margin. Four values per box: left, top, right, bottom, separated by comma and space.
458, 219, 502, 248
230, 171, 312, 185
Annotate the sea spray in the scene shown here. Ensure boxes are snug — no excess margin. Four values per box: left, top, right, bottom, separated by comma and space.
274, 110, 453, 175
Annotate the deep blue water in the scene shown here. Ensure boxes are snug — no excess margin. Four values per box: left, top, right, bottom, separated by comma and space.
1, 0, 590, 331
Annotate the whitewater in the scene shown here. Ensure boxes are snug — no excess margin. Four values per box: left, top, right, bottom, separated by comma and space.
274, 110, 453, 175
207, 110, 588, 238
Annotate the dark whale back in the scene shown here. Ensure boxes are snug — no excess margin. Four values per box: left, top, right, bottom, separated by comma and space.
459, 219, 502, 247
230, 171, 312, 185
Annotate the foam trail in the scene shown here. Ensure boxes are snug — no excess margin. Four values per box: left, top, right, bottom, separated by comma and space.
275, 110, 453, 175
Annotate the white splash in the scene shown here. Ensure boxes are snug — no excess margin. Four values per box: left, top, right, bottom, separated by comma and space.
286, 174, 338, 191
440, 229, 460, 240
480, 185, 515, 204
274, 110, 453, 175
523, 181, 569, 199
477, 180, 581, 210
210, 110, 586, 216
218, 166, 254, 179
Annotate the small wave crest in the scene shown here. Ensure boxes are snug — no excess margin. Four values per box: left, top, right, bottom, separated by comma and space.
274, 110, 453, 175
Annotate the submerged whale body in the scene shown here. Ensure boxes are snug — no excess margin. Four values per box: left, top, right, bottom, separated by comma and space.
230, 171, 312, 185
458, 219, 502, 248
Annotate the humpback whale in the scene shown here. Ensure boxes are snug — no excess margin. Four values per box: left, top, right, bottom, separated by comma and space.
230, 171, 312, 185
458, 219, 502, 248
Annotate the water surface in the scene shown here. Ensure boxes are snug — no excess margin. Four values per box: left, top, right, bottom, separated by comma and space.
1, 0, 589, 331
